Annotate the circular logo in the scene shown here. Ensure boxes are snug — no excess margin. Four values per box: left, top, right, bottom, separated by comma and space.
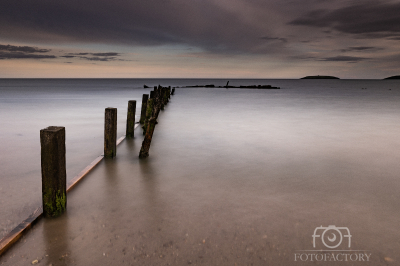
321, 227, 343, 248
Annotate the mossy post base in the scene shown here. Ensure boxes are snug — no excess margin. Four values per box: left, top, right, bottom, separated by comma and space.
126, 100, 136, 138
139, 117, 157, 158
104, 108, 117, 158
40, 126, 67, 218
139, 94, 149, 124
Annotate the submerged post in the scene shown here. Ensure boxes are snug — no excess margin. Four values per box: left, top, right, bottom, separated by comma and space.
139, 94, 149, 124
40, 126, 67, 217
104, 108, 117, 158
126, 100, 136, 138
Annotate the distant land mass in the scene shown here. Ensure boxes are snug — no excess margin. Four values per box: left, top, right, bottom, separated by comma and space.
301, 75, 340, 79
384, 75, 400, 80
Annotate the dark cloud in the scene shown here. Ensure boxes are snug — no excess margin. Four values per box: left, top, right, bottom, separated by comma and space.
320, 56, 369, 62
260, 37, 287, 43
0, 51, 56, 59
289, 1, 400, 39
0, 0, 289, 54
0, 44, 50, 53
0, 44, 55, 59
0, 42, 125, 61
63, 52, 123, 61
0, 0, 399, 63
340, 46, 383, 53
289, 55, 317, 60
92, 52, 119, 56
80, 56, 116, 61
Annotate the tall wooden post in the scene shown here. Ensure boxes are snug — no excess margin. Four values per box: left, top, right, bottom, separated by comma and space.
126, 100, 136, 138
104, 108, 117, 158
171, 88, 175, 95
142, 98, 154, 135
139, 94, 149, 124
139, 118, 157, 158
40, 126, 67, 217
150, 90, 155, 99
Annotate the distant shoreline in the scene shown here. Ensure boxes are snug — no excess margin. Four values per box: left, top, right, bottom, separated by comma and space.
300, 75, 340, 79
383, 75, 400, 80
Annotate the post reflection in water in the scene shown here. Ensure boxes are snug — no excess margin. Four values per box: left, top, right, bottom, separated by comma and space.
43, 214, 71, 265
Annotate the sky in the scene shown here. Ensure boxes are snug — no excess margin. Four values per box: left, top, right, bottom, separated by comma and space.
0, 0, 400, 79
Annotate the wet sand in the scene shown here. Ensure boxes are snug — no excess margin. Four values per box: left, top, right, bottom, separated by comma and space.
1, 87, 400, 265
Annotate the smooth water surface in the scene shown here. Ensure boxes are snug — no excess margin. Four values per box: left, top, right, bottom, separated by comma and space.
1, 79, 400, 264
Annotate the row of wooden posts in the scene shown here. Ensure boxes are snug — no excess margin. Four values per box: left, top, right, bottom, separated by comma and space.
40, 85, 175, 218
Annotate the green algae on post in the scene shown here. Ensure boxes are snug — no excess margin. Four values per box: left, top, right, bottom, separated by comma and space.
40, 126, 67, 217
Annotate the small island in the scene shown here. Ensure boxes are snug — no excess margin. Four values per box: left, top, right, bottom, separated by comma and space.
383, 75, 400, 80
301, 75, 340, 79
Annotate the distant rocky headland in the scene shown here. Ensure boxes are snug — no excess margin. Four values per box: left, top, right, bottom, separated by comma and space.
384, 75, 400, 80
301, 75, 340, 79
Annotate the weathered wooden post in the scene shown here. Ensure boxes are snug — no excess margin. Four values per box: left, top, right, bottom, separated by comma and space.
40, 126, 67, 217
161, 88, 166, 110
139, 118, 157, 158
142, 98, 154, 135
126, 100, 136, 138
139, 94, 149, 124
139, 99, 161, 158
171, 88, 175, 95
150, 90, 155, 99
104, 108, 117, 158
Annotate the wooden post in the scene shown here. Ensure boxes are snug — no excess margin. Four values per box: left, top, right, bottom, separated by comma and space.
142, 98, 154, 135
171, 88, 175, 95
160, 88, 166, 110
126, 100, 136, 138
164, 87, 168, 104
139, 118, 157, 158
150, 90, 155, 99
139, 94, 149, 124
40, 126, 67, 217
104, 108, 117, 158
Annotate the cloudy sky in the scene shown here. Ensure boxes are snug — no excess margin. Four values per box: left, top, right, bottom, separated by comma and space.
1, 0, 399, 78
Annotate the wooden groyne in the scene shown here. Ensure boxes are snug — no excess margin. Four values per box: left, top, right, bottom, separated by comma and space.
0, 97, 148, 256
0, 86, 176, 256
139, 85, 172, 158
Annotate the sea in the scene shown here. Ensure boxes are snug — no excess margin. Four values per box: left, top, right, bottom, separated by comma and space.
1, 78, 400, 263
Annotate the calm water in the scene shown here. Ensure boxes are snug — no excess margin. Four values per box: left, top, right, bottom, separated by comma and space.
1, 79, 400, 264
